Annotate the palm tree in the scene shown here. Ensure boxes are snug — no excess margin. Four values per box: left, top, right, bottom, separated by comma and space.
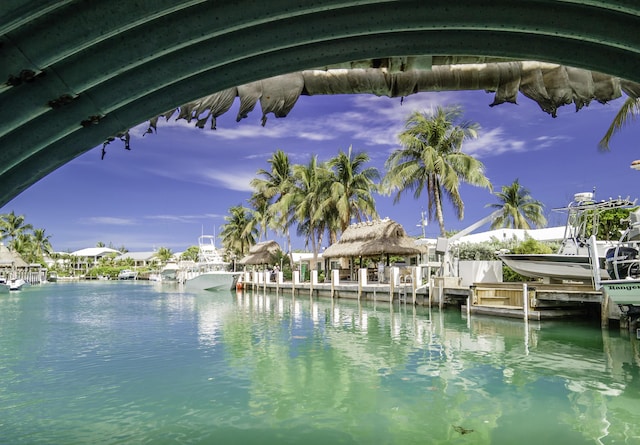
0, 211, 33, 244
220, 205, 257, 257
11, 234, 35, 262
383, 106, 492, 236
325, 146, 379, 236
250, 150, 296, 264
599, 96, 640, 149
487, 179, 547, 229
249, 192, 273, 242
156, 247, 173, 262
181, 246, 200, 262
290, 155, 330, 268
32, 228, 53, 260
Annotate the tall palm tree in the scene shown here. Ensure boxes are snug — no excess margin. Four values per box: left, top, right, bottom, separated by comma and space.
0, 211, 33, 244
487, 179, 547, 229
325, 146, 379, 236
250, 149, 296, 264
290, 155, 330, 268
248, 192, 273, 242
220, 205, 257, 257
599, 96, 640, 149
383, 106, 492, 236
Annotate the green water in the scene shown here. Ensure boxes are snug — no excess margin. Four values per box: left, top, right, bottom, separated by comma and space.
1, 281, 639, 444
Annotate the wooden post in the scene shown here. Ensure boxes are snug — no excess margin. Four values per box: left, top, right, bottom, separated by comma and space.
412, 266, 419, 305
331, 269, 339, 299
601, 291, 610, 328
292, 270, 299, 297
523, 282, 529, 323
310, 270, 317, 298
358, 268, 367, 301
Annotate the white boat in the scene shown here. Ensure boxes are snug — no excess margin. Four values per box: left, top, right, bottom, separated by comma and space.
183, 235, 240, 291
159, 261, 180, 282
497, 192, 636, 284
593, 208, 640, 306
117, 269, 138, 280
0, 277, 9, 293
7, 278, 27, 290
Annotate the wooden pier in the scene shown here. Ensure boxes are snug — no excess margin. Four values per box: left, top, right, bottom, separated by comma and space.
237, 266, 639, 335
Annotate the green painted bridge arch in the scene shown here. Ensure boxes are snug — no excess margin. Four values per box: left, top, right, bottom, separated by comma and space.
1, 0, 640, 207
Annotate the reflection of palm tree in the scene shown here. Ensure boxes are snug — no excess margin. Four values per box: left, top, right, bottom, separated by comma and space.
384, 106, 492, 236
487, 179, 547, 229
599, 97, 640, 149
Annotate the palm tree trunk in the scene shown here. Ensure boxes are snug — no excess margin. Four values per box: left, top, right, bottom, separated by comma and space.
434, 186, 446, 236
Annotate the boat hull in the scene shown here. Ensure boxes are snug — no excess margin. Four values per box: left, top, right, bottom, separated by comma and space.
8, 279, 27, 290
601, 280, 640, 305
497, 254, 608, 282
184, 271, 240, 291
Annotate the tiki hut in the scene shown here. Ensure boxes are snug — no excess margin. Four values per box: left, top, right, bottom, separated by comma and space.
323, 218, 420, 260
238, 241, 281, 266
0, 243, 29, 278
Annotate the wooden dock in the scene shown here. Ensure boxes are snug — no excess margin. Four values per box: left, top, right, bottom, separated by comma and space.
239, 271, 630, 328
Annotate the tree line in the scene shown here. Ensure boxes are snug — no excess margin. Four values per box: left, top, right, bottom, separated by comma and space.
219, 105, 547, 264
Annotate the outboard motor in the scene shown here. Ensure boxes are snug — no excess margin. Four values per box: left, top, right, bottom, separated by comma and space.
605, 246, 640, 279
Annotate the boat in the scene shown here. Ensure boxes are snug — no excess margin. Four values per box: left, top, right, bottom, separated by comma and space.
496, 192, 636, 284
117, 269, 138, 280
592, 208, 640, 305
7, 278, 27, 290
0, 277, 9, 294
183, 235, 240, 291
159, 260, 180, 282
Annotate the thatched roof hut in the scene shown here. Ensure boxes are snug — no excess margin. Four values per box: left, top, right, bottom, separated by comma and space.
323, 218, 420, 259
238, 240, 281, 266
0, 243, 29, 268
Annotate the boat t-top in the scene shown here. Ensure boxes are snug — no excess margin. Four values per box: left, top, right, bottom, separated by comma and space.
497, 191, 637, 284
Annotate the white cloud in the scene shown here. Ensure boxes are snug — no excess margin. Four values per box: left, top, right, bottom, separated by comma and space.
144, 214, 221, 223
464, 127, 527, 157
202, 169, 255, 192
80, 216, 137, 225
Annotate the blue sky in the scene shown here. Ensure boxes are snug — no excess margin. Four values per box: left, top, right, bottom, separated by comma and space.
2, 89, 640, 253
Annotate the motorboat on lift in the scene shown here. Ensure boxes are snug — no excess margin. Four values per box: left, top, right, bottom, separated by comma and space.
496, 192, 636, 284
183, 235, 240, 291
592, 208, 640, 305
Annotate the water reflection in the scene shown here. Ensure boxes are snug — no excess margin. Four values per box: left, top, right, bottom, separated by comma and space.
210, 290, 640, 444
1, 283, 639, 444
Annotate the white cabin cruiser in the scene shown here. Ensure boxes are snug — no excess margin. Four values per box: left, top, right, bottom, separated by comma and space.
183, 235, 240, 291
